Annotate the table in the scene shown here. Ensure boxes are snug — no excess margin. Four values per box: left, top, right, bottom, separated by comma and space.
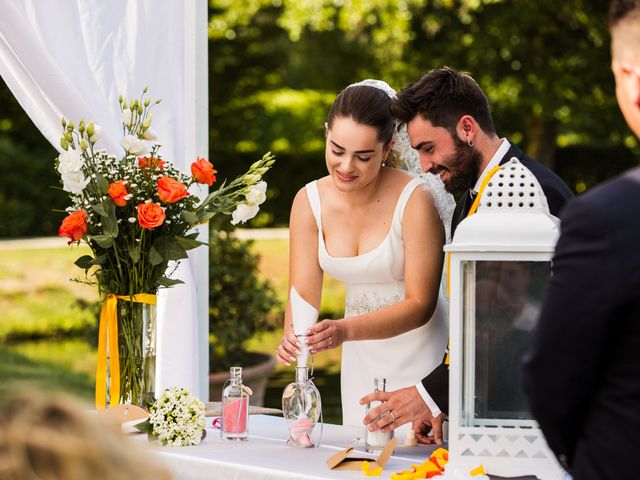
142, 415, 440, 480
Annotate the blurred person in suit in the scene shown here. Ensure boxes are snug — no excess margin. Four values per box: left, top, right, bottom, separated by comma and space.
523, 1, 640, 478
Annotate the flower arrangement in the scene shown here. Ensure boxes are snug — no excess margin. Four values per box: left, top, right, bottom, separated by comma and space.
135, 387, 206, 447
54, 88, 275, 409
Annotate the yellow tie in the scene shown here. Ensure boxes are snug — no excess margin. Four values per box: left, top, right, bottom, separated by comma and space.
444, 165, 501, 365
95, 293, 157, 409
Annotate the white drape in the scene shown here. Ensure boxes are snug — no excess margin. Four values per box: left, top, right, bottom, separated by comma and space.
0, 0, 207, 398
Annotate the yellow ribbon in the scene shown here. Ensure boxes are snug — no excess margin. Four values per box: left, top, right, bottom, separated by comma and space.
444, 165, 502, 365
95, 293, 157, 410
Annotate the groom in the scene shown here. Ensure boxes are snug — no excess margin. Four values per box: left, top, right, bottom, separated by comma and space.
360, 66, 573, 443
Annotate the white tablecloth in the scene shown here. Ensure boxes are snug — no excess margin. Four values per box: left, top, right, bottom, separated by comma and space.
141, 415, 439, 480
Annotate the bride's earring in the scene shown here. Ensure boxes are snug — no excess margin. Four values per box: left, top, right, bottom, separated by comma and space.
467, 137, 474, 147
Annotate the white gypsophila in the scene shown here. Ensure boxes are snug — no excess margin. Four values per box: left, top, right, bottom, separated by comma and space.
230, 202, 260, 225
57, 148, 84, 174
148, 387, 205, 447
121, 108, 133, 126
245, 181, 267, 206
142, 127, 158, 141
61, 170, 90, 194
120, 134, 149, 155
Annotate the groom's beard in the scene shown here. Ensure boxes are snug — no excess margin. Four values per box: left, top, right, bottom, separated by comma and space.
437, 140, 483, 194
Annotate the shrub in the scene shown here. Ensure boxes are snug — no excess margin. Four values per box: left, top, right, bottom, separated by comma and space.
209, 222, 281, 371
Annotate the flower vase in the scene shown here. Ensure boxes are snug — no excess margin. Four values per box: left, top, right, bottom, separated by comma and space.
114, 300, 157, 407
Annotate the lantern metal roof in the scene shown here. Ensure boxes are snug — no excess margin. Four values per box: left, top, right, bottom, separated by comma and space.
445, 158, 560, 253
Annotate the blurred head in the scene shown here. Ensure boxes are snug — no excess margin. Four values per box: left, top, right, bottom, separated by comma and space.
609, 0, 640, 137
392, 67, 494, 193
0, 392, 171, 480
325, 85, 395, 191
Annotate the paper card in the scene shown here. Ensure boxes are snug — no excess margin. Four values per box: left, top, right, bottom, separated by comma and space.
290, 286, 319, 366
97, 404, 149, 434
326, 437, 397, 471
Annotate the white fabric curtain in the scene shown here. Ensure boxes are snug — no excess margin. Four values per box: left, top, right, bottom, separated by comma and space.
0, 0, 207, 397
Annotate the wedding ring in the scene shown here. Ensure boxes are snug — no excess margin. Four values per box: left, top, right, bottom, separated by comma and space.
389, 411, 397, 423
328, 336, 333, 346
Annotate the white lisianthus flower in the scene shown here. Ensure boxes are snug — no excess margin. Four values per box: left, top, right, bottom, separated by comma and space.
57, 149, 84, 174
245, 181, 267, 206
121, 108, 133, 126
89, 124, 102, 143
121, 134, 149, 155
231, 202, 260, 225
142, 127, 158, 141
61, 170, 90, 194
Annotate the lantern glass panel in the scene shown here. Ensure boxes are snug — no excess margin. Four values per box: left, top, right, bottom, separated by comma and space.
462, 260, 551, 426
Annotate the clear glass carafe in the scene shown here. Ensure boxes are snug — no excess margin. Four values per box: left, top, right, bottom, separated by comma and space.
281, 366, 322, 448
221, 366, 249, 441
365, 377, 394, 453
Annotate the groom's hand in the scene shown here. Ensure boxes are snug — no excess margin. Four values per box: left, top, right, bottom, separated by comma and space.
360, 386, 429, 432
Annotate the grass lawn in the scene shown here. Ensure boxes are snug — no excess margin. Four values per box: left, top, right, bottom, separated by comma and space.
0, 236, 346, 422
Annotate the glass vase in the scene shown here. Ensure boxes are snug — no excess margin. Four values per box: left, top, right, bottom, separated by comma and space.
114, 300, 157, 407
281, 366, 322, 448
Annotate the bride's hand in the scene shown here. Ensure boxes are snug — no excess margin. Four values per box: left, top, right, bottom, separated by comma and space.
276, 327, 301, 366
305, 319, 344, 353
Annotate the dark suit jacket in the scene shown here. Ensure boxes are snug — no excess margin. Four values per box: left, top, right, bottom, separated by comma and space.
421, 142, 573, 414
523, 167, 640, 479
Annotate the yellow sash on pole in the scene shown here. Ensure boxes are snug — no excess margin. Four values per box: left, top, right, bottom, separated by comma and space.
444, 165, 501, 365
95, 293, 157, 410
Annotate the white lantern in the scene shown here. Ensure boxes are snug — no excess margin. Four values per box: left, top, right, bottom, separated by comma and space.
445, 159, 565, 479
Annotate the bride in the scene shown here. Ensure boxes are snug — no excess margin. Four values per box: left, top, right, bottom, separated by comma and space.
276, 79, 454, 429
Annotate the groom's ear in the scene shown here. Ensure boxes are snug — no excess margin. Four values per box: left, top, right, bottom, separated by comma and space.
455, 115, 477, 142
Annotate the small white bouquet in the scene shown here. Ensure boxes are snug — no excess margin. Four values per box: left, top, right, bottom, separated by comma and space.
136, 387, 206, 446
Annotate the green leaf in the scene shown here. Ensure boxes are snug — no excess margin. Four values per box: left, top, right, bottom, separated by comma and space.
95, 173, 109, 195
157, 276, 184, 287
91, 202, 107, 217
149, 246, 164, 266
101, 201, 119, 237
153, 236, 188, 261
89, 254, 107, 266
175, 235, 207, 251
181, 211, 198, 225
92, 234, 113, 248
134, 418, 153, 434
129, 246, 141, 264
74, 255, 94, 269
197, 211, 216, 223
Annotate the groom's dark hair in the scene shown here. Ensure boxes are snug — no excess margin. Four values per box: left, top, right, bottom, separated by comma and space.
391, 67, 496, 137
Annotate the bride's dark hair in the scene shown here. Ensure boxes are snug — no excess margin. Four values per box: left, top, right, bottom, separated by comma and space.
327, 85, 395, 147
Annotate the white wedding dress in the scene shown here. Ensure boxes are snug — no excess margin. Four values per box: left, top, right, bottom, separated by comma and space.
305, 177, 449, 430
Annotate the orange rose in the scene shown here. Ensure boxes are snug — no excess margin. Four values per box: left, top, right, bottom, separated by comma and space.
138, 156, 165, 170
191, 157, 217, 186
157, 175, 188, 203
137, 203, 166, 229
58, 210, 88, 244
107, 180, 128, 207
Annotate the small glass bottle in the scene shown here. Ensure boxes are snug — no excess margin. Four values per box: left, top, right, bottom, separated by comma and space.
282, 365, 322, 448
365, 377, 394, 453
221, 366, 249, 441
